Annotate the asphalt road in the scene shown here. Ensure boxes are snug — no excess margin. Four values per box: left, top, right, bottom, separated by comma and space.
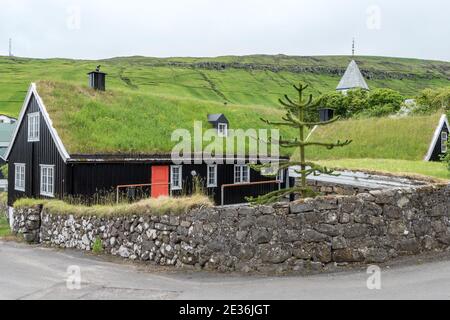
1, 240, 450, 300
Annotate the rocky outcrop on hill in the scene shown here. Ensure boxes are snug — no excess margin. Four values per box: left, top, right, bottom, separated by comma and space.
146, 61, 447, 81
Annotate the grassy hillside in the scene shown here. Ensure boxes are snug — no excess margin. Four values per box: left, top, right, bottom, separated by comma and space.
38, 81, 295, 155
1, 55, 449, 117
304, 113, 442, 161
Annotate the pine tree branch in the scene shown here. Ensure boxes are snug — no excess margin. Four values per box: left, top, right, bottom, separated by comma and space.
279, 99, 298, 111
294, 84, 309, 92
306, 140, 353, 149
283, 111, 340, 127
279, 140, 352, 149
260, 118, 298, 128
299, 94, 313, 108
302, 116, 341, 126
284, 95, 301, 108
247, 187, 310, 205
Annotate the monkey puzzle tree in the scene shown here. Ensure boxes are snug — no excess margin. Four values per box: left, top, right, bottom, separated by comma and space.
249, 83, 352, 204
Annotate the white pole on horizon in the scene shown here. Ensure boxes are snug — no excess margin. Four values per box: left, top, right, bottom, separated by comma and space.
9, 38, 13, 57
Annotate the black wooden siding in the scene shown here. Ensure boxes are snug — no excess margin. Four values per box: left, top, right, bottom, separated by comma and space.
430, 122, 449, 162
67, 162, 287, 205
7, 94, 67, 206
67, 163, 151, 202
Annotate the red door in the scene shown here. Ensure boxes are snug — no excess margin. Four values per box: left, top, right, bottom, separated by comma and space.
151, 166, 169, 198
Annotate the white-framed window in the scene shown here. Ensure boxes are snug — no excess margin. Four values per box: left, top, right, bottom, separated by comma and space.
234, 165, 250, 184
14, 163, 25, 192
40, 165, 55, 197
261, 166, 284, 181
171, 165, 183, 191
27, 112, 40, 142
442, 131, 448, 153
207, 165, 218, 188
218, 123, 228, 137
277, 170, 285, 183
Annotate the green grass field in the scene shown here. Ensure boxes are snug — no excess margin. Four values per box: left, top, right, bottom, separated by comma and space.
0, 215, 11, 238
304, 113, 443, 161
1, 55, 449, 117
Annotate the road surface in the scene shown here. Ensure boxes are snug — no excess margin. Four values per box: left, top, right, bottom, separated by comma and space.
1, 241, 450, 300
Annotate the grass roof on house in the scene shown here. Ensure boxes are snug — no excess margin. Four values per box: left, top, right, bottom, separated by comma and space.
37, 81, 294, 156
304, 113, 443, 161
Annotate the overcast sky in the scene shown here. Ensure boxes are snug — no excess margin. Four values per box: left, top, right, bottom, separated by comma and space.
0, 0, 449, 61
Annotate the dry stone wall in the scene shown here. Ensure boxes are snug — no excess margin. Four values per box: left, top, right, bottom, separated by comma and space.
10, 184, 450, 274
12, 206, 42, 243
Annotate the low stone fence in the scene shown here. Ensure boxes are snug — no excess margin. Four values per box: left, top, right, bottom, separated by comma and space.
12, 205, 42, 243
10, 184, 450, 274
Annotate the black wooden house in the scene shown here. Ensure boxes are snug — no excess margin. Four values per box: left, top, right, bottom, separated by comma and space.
5, 78, 290, 207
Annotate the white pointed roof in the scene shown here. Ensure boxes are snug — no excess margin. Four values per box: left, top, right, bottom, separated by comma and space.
336, 60, 370, 91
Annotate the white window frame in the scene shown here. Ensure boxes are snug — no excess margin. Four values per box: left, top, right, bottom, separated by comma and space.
207, 165, 218, 188
218, 123, 228, 137
14, 163, 25, 192
234, 165, 250, 184
442, 131, 448, 153
261, 166, 284, 183
27, 112, 40, 142
40, 165, 55, 198
277, 170, 285, 183
170, 165, 183, 191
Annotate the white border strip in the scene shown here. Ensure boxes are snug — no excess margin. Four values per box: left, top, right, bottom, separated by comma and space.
424, 114, 450, 161
4, 83, 70, 162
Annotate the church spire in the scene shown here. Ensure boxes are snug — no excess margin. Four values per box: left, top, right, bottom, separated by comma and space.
336, 60, 370, 92
352, 38, 355, 57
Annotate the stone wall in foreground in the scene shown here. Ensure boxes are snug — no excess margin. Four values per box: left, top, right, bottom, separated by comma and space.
11, 205, 42, 243
11, 184, 450, 274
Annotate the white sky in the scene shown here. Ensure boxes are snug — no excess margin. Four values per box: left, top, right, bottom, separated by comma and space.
0, 0, 449, 61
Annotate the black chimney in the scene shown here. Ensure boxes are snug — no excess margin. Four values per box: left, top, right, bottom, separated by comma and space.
318, 108, 335, 122
87, 65, 106, 91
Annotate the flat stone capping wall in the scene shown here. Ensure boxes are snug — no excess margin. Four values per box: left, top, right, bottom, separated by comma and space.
10, 184, 450, 274
307, 180, 371, 196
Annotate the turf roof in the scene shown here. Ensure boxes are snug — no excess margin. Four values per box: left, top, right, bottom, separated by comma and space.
36, 81, 292, 156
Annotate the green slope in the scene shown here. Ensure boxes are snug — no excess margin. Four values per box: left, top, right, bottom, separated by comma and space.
0, 55, 449, 117
305, 113, 442, 161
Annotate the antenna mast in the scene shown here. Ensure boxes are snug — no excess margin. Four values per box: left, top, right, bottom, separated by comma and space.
352, 38, 355, 57
9, 38, 13, 57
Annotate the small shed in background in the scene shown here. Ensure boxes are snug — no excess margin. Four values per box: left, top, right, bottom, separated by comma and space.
88, 66, 107, 91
